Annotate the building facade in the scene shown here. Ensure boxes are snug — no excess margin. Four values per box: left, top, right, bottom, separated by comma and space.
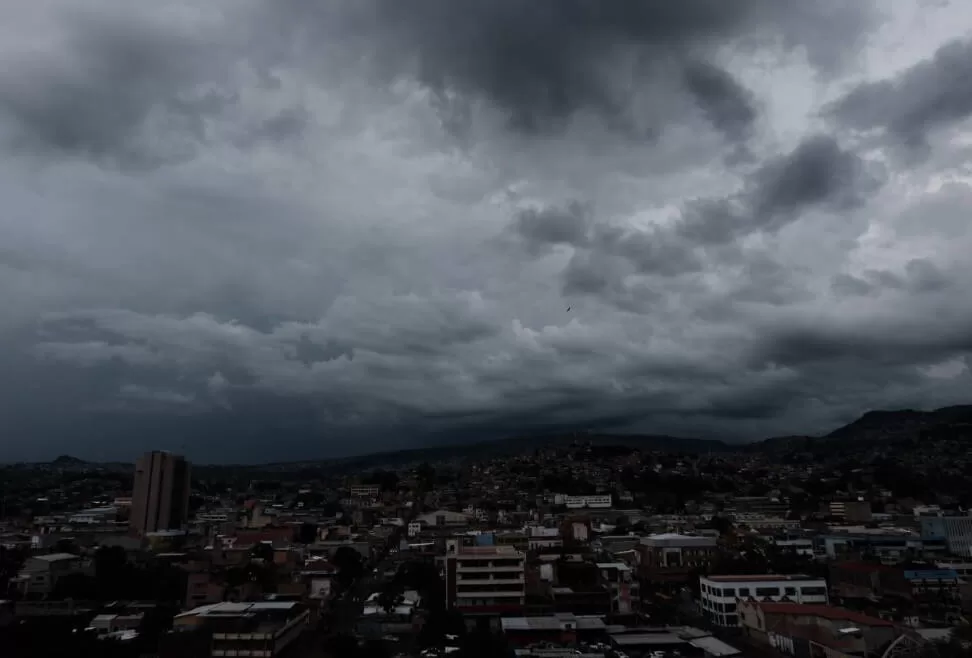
130, 451, 191, 538
638, 533, 717, 584
699, 574, 828, 627
442, 540, 526, 615
921, 515, 972, 557
561, 495, 612, 509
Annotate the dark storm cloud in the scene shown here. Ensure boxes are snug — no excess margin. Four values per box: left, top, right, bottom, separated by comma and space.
682, 61, 758, 142
323, 0, 876, 136
750, 135, 879, 219
679, 135, 880, 244
829, 37, 972, 150
555, 134, 881, 303
831, 259, 951, 298
0, 12, 233, 167
757, 313, 972, 368
511, 201, 592, 252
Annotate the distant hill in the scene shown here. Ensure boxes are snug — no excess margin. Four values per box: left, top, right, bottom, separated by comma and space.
750, 404, 972, 454
302, 405, 972, 470
325, 432, 732, 471
51, 454, 86, 465
825, 405, 972, 442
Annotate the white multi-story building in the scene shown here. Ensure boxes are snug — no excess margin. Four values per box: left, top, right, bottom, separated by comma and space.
442, 540, 526, 615
563, 495, 612, 509
349, 485, 381, 499
699, 574, 828, 627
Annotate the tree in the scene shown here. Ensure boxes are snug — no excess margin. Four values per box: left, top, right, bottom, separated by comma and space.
52, 572, 97, 599
333, 546, 364, 589
297, 522, 318, 544
251, 542, 274, 563
0, 545, 26, 595
417, 463, 436, 492
710, 516, 733, 537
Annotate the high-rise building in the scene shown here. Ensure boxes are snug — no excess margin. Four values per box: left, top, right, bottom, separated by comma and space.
130, 451, 191, 538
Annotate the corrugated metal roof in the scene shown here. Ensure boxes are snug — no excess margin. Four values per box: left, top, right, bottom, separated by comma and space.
689, 635, 742, 656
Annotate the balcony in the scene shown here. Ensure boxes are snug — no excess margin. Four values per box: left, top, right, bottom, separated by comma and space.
455, 590, 524, 598
455, 564, 524, 573
457, 575, 525, 584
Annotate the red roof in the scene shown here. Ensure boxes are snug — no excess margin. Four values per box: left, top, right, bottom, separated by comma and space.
754, 602, 894, 627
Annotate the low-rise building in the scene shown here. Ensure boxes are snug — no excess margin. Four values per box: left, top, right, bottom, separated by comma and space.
638, 533, 717, 585
738, 601, 901, 656
171, 601, 309, 658
13, 553, 90, 597
562, 495, 612, 510
699, 574, 828, 627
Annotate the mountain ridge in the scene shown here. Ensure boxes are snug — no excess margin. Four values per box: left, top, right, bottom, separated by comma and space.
336, 403, 972, 468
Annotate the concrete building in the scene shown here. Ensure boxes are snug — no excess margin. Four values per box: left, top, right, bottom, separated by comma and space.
130, 451, 191, 538
738, 601, 900, 656
415, 509, 473, 527
699, 574, 828, 627
348, 484, 381, 499
638, 533, 717, 584
727, 496, 789, 516
171, 601, 309, 658
773, 538, 815, 557
921, 515, 972, 557
819, 527, 941, 562
829, 500, 873, 523
562, 495, 612, 509
13, 553, 90, 597
442, 540, 526, 615
596, 563, 639, 614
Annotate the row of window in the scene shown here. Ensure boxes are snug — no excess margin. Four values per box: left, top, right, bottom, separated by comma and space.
704, 585, 827, 598
703, 599, 737, 613
704, 610, 739, 626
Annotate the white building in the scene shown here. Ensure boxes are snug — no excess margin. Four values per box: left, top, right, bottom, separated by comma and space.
699, 574, 828, 627
563, 495, 612, 509
772, 538, 816, 557
349, 485, 381, 498
415, 509, 473, 527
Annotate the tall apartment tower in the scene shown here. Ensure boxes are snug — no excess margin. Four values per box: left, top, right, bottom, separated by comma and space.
130, 451, 191, 537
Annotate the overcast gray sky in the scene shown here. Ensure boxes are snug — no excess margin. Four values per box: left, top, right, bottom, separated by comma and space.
3, 0, 972, 463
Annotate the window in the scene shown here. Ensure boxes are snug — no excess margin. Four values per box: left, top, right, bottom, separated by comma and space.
712, 588, 722, 597
738, 588, 750, 597
725, 603, 736, 613
801, 587, 827, 596
784, 587, 796, 596
724, 587, 736, 597
726, 614, 739, 626
755, 587, 779, 597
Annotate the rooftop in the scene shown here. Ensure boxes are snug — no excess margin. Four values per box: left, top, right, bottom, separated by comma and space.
32, 553, 81, 562
705, 574, 818, 583
752, 603, 894, 627
176, 601, 300, 619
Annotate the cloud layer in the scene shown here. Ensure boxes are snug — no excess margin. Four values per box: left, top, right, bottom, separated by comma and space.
3, 0, 972, 462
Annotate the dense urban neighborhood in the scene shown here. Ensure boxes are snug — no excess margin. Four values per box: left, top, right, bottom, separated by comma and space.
2, 407, 972, 657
